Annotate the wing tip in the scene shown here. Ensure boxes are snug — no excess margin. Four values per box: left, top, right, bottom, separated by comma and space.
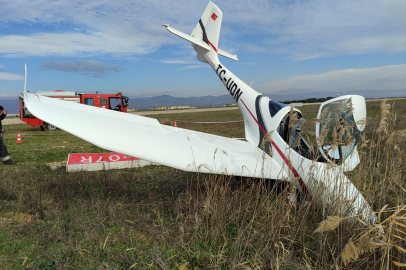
24, 64, 27, 99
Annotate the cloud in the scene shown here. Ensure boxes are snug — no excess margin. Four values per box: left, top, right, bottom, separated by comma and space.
160, 59, 195, 64
0, 93, 19, 98
0, 0, 195, 58
0, 31, 163, 58
177, 65, 207, 70
261, 64, 406, 93
0, 71, 23, 80
229, 0, 406, 60
0, 0, 404, 59
41, 60, 122, 78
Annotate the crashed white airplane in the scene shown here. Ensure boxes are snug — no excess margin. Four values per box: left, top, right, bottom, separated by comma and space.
23, 1, 376, 224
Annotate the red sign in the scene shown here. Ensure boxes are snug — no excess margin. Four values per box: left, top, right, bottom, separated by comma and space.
67, 153, 140, 165
211, 13, 217, 21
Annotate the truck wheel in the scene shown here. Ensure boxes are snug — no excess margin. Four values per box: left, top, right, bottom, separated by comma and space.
45, 123, 58, 130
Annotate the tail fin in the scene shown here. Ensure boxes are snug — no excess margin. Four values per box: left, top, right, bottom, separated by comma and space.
191, 1, 222, 53
163, 1, 238, 62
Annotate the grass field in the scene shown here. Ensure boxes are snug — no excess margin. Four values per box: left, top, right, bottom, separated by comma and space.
0, 99, 405, 269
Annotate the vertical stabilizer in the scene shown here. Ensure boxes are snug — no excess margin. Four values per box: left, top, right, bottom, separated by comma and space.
163, 1, 237, 61
191, 1, 222, 52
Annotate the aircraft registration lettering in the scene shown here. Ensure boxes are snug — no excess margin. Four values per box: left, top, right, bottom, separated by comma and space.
216, 64, 243, 103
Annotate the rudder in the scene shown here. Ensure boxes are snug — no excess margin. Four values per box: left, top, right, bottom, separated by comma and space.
163, 1, 237, 62
191, 1, 222, 53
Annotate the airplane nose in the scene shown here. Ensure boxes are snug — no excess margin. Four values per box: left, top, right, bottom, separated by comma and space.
307, 166, 377, 226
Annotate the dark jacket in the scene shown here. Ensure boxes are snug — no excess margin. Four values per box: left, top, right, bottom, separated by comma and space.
0, 111, 6, 132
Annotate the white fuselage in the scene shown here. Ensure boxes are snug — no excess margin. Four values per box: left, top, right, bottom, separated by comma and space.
202, 50, 375, 222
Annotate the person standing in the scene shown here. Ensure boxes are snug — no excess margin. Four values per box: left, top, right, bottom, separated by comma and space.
0, 105, 17, 165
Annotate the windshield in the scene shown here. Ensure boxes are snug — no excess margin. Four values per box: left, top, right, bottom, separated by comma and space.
269, 100, 287, 117
318, 99, 361, 163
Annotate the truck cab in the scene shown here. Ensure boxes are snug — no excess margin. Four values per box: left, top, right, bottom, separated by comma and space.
80, 92, 128, 113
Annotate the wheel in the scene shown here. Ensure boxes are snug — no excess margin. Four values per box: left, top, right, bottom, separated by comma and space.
45, 123, 58, 130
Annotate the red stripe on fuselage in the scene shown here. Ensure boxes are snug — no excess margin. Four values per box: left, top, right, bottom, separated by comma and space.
206, 56, 215, 68
200, 31, 218, 53
208, 40, 218, 53
240, 99, 267, 134
271, 140, 310, 195
240, 98, 310, 196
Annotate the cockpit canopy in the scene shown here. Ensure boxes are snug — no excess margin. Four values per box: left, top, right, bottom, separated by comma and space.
316, 97, 364, 163
277, 95, 366, 164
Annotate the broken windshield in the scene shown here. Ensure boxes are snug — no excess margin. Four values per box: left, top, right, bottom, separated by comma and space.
318, 99, 361, 163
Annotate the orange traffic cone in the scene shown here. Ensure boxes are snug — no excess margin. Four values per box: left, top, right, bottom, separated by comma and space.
16, 132, 22, 143
174, 120, 177, 127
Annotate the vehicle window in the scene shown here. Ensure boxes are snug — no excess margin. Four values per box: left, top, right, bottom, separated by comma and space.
100, 98, 107, 106
122, 96, 129, 107
269, 100, 287, 117
109, 97, 121, 110
84, 98, 94, 106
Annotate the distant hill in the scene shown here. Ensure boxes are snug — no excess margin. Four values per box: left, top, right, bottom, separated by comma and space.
0, 99, 20, 114
126, 89, 405, 109
268, 89, 406, 103
127, 95, 235, 109
1, 89, 404, 112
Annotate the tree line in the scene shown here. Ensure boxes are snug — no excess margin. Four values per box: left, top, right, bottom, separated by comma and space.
281, 97, 335, 104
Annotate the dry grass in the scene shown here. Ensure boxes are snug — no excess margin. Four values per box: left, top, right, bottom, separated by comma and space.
0, 100, 405, 269
314, 216, 344, 233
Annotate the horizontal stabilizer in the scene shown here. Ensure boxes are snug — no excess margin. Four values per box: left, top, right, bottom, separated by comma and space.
163, 24, 210, 51
218, 48, 238, 61
163, 24, 238, 61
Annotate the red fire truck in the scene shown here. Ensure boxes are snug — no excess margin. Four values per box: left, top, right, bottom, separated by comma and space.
20, 90, 129, 130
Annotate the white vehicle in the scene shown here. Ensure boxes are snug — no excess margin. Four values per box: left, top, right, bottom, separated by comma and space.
23, 1, 376, 224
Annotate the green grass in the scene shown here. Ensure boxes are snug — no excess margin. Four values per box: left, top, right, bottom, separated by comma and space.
2, 125, 108, 164
365, 98, 406, 117
0, 99, 405, 269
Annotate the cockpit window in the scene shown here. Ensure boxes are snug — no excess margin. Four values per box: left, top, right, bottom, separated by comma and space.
269, 100, 287, 117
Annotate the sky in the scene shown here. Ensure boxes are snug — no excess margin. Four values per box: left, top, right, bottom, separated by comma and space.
0, 0, 405, 99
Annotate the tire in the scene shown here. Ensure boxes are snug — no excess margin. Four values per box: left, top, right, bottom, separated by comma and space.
45, 123, 58, 130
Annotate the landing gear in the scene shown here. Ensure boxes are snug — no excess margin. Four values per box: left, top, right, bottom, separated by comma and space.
44, 122, 58, 130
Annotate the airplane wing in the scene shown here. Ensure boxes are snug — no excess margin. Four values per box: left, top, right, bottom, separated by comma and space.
24, 90, 284, 179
